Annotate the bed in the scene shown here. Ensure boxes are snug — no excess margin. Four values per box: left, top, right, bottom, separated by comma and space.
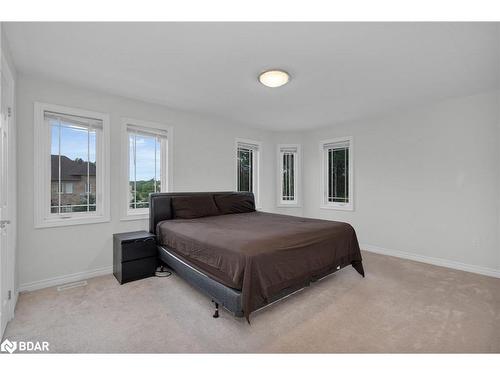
150, 192, 364, 322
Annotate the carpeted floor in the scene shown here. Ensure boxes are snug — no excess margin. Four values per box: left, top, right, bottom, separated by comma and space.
4, 251, 500, 353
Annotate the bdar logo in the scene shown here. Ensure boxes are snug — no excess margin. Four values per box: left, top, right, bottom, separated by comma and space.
1, 339, 17, 354
1, 339, 49, 353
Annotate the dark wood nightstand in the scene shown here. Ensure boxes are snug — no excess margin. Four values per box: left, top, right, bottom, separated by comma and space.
113, 231, 157, 284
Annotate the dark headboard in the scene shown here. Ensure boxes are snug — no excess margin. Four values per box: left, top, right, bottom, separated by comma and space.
149, 191, 254, 234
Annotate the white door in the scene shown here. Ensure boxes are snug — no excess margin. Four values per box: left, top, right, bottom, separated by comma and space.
0, 54, 15, 338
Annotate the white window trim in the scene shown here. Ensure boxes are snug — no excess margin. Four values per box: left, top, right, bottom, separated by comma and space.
235, 138, 261, 209
276, 144, 301, 207
33, 102, 111, 228
121, 118, 173, 221
319, 136, 354, 211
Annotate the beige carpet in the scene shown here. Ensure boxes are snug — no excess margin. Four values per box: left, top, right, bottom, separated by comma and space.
4, 251, 500, 353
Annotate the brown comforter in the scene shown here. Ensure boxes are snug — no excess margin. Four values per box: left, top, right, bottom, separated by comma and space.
157, 211, 364, 320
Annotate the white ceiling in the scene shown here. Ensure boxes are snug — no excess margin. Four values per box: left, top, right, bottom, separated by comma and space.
5, 22, 500, 131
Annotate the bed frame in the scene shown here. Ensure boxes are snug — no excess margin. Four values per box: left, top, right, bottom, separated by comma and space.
150, 192, 247, 318
149, 192, 356, 320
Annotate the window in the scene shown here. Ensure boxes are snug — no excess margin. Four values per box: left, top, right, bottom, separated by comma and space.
236, 138, 261, 207
34, 103, 110, 227
122, 118, 172, 219
320, 137, 353, 210
277, 144, 300, 206
62, 182, 73, 194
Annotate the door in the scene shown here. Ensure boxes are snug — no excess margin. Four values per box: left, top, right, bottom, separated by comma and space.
0, 54, 15, 338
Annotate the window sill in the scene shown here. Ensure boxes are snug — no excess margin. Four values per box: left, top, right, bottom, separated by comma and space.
35, 215, 110, 229
276, 203, 301, 208
320, 204, 354, 211
120, 213, 149, 221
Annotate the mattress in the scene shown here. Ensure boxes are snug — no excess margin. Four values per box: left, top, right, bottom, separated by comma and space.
156, 211, 364, 320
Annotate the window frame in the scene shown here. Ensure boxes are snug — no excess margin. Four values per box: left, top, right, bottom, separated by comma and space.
320, 136, 354, 211
121, 118, 173, 221
277, 144, 301, 207
34, 102, 110, 228
235, 138, 261, 209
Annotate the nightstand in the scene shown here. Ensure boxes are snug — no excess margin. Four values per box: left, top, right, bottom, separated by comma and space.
113, 231, 157, 284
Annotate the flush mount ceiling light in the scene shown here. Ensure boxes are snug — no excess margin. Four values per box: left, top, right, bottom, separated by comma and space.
258, 69, 290, 88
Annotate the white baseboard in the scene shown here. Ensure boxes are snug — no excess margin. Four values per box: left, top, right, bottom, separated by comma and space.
16, 246, 500, 292
361, 243, 500, 279
19, 266, 113, 292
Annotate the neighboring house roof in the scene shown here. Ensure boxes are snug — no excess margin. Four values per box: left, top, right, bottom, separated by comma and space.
51, 155, 96, 181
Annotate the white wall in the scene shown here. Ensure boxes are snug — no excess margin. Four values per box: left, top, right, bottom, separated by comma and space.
301, 91, 500, 274
16, 74, 276, 289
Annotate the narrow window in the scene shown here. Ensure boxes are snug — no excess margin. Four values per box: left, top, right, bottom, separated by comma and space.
124, 119, 171, 218
236, 139, 260, 206
62, 182, 73, 194
84, 183, 92, 194
321, 137, 353, 210
237, 146, 253, 192
278, 144, 300, 206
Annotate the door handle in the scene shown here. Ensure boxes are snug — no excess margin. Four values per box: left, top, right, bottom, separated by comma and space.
0, 220, 11, 229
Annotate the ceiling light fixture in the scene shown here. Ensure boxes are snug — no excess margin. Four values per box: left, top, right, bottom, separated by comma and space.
258, 69, 290, 88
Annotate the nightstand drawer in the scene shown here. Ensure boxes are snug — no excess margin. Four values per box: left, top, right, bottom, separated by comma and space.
113, 231, 158, 284
121, 257, 157, 283
122, 238, 157, 262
